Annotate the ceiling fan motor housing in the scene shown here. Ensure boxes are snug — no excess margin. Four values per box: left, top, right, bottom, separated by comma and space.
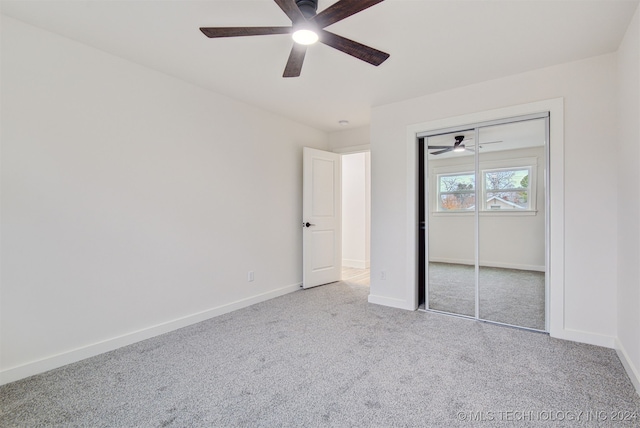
296, 0, 318, 18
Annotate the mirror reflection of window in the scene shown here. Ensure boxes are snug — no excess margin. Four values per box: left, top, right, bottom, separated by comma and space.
424, 116, 548, 331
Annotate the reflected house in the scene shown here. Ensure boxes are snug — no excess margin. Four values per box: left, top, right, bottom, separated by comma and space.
467, 196, 525, 211
485, 195, 524, 210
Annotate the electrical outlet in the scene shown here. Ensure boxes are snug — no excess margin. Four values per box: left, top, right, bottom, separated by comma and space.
380, 270, 386, 280
248, 271, 254, 282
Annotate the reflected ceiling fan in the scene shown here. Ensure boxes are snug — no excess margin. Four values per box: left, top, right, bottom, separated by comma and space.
428, 135, 502, 155
428, 135, 472, 155
200, 0, 390, 77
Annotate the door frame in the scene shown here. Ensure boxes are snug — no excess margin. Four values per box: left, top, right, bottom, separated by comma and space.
404, 98, 565, 337
336, 148, 371, 273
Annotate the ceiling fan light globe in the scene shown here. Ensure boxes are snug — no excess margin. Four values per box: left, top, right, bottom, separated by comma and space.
453, 146, 465, 152
292, 29, 318, 45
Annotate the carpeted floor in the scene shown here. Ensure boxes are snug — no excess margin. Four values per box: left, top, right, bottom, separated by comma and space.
1, 280, 638, 427
428, 262, 545, 330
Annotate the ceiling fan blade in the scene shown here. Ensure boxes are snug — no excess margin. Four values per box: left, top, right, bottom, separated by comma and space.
274, 0, 307, 24
427, 146, 451, 150
312, 0, 385, 28
283, 43, 307, 77
319, 30, 389, 66
430, 148, 452, 155
200, 27, 291, 38
465, 140, 503, 148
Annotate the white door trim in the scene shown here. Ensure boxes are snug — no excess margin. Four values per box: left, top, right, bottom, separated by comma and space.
404, 98, 567, 339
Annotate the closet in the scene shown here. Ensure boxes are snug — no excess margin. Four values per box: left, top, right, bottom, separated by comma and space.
418, 113, 549, 331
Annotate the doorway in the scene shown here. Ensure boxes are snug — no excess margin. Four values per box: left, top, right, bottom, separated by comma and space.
418, 114, 549, 331
341, 152, 371, 286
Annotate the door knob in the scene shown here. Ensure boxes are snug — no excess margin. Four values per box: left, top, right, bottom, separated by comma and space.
303, 222, 316, 228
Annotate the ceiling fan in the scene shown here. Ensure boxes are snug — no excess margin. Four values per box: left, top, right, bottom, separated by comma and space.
427, 135, 503, 155
428, 135, 472, 155
200, 0, 390, 78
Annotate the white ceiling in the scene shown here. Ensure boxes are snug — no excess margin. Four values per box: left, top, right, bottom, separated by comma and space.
1, 0, 638, 132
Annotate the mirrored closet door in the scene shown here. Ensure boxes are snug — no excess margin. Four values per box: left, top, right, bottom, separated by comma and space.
421, 114, 548, 331
426, 129, 476, 318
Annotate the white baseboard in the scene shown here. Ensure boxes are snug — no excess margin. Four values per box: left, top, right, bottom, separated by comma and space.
368, 294, 413, 310
615, 338, 640, 395
429, 257, 545, 272
342, 259, 370, 269
550, 328, 616, 349
0, 282, 301, 386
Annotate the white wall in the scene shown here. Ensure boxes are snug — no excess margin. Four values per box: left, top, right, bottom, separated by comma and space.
0, 16, 328, 384
370, 54, 618, 346
331, 126, 372, 271
365, 152, 371, 268
328, 126, 371, 152
342, 152, 370, 269
616, 6, 640, 393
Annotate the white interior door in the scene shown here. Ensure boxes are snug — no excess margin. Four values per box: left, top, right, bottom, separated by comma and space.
303, 147, 342, 289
